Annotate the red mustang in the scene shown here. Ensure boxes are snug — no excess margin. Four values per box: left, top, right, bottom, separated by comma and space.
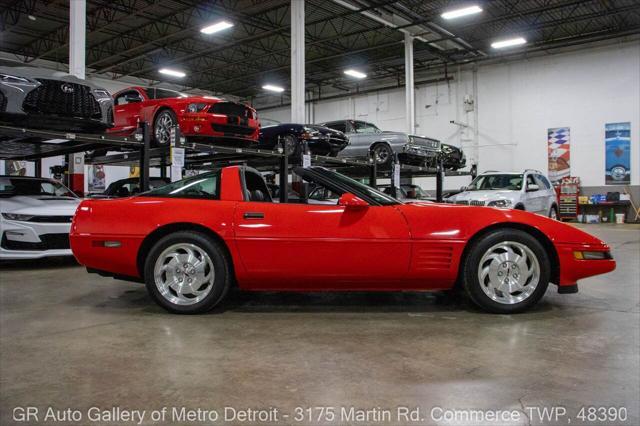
70, 166, 615, 314
108, 87, 260, 146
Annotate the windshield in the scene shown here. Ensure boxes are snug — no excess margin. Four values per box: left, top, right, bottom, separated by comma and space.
0, 177, 77, 198
467, 174, 523, 191
145, 88, 188, 99
141, 171, 219, 199
312, 168, 400, 205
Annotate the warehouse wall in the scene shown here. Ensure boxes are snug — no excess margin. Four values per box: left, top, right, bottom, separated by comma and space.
259, 40, 640, 190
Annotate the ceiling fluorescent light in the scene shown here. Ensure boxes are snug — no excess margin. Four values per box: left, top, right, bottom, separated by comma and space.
262, 84, 285, 93
159, 68, 186, 78
344, 69, 367, 79
441, 5, 482, 20
200, 21, 234, 35
491, 37, 527, 49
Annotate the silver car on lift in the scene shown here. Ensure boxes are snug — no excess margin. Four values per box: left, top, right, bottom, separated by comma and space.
320, 119, 440, 167
0, 59, 114, 132
446, 170, 559, 219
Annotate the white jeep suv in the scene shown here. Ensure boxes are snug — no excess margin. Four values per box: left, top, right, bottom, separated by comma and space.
446, 170, 559, 219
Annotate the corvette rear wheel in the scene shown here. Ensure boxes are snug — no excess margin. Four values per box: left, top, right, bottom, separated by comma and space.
463, 229, 550, 314
153, 109, 177, 146
144, 231, 230, 314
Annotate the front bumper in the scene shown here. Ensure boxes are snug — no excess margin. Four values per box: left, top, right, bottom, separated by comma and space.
556, 242, 616, 287
397, 144, 439, 165
178, 113, 259, 143
0, 218, 72, 259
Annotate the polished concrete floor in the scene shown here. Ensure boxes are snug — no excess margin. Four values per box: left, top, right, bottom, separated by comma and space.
1, 224, 638, 426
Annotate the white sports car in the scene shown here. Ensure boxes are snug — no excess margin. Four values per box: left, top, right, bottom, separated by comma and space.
0, 176, 80, 259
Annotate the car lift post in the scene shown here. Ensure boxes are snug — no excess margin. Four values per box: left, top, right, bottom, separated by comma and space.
436, 158, 444, 202
390, 153, 400, 198
278, 135, 288, 203
34, 160, 42, 177
139, 121, 150, 192
369, 151, 377, 188
300, 140, 309, 202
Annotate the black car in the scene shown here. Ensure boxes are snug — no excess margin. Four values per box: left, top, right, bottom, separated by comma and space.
440, 143, 466, 170
87, 177, 170, 198
258, 123, 349, 157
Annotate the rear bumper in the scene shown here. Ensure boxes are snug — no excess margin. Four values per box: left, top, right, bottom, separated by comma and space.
556, 242, 616, 287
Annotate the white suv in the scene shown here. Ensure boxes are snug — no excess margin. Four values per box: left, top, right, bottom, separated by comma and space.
446, 170, 559, 219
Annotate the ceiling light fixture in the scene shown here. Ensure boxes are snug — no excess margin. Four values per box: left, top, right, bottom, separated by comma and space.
491, 37, 527, 49
441, 5, 482, 20
159, 68, 186, 78
200, 21, 234, 35
344, 69, 367, 79
262, 84, 285, 93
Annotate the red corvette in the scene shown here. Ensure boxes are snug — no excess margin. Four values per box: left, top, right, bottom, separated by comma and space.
108, 86, 260, 146
70, 166, 615, 314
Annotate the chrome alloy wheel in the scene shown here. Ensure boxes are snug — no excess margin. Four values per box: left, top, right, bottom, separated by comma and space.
154, 112, 174, 145
153, 243, 215, 306
477, 241, 540, 305
373, 144, 391, 165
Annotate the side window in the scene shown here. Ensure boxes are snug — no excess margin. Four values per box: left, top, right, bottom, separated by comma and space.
244, 171, 272, 202
535, 174, 551, 189
114, 90, 140, 106
143, 172, 220, 199
353, 121, 380, 134
526, 174, 536, 188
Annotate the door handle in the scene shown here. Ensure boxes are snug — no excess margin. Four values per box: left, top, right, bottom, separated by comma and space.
243, 212, 264, 220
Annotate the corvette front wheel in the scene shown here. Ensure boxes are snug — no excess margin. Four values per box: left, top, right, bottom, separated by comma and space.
463, 229, 550, 314
144, 231, 230, 314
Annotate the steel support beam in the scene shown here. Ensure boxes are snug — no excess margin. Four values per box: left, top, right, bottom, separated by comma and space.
404, 33, 415, 135
69, 0, 86, 79
290, 0, 305, 123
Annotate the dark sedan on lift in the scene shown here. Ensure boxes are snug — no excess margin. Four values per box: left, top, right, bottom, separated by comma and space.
258, 121, 349, 157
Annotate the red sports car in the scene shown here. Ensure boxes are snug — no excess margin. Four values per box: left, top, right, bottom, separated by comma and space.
70, 166, 615, 314
108, 86, 260, 146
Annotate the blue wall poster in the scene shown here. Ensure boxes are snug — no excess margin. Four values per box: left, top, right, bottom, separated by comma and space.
605, 122, 631, 185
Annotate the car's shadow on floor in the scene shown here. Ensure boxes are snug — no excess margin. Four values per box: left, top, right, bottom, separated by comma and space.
219, 289, 474, 314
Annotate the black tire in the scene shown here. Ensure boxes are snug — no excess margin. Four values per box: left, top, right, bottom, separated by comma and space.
371, 143, 393, 167
514, 204, 525, 210
152, 109, 178, 147
280, 134, 299, 157
144, 231, 230, 314
549, 205, 559, 220
462, 229, 550, 314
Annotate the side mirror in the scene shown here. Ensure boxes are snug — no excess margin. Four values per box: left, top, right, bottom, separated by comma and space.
527, 184, 540, 192
338, 193, 368, 209
125, 94, 142, 103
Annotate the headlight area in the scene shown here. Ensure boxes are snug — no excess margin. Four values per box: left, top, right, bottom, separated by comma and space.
0, 73, 37, 85
186, 103, 208, 113
92, 89, 112, 99
487, 199, 512, 208
574, 251, 613, 260
2, 213, 34, 221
